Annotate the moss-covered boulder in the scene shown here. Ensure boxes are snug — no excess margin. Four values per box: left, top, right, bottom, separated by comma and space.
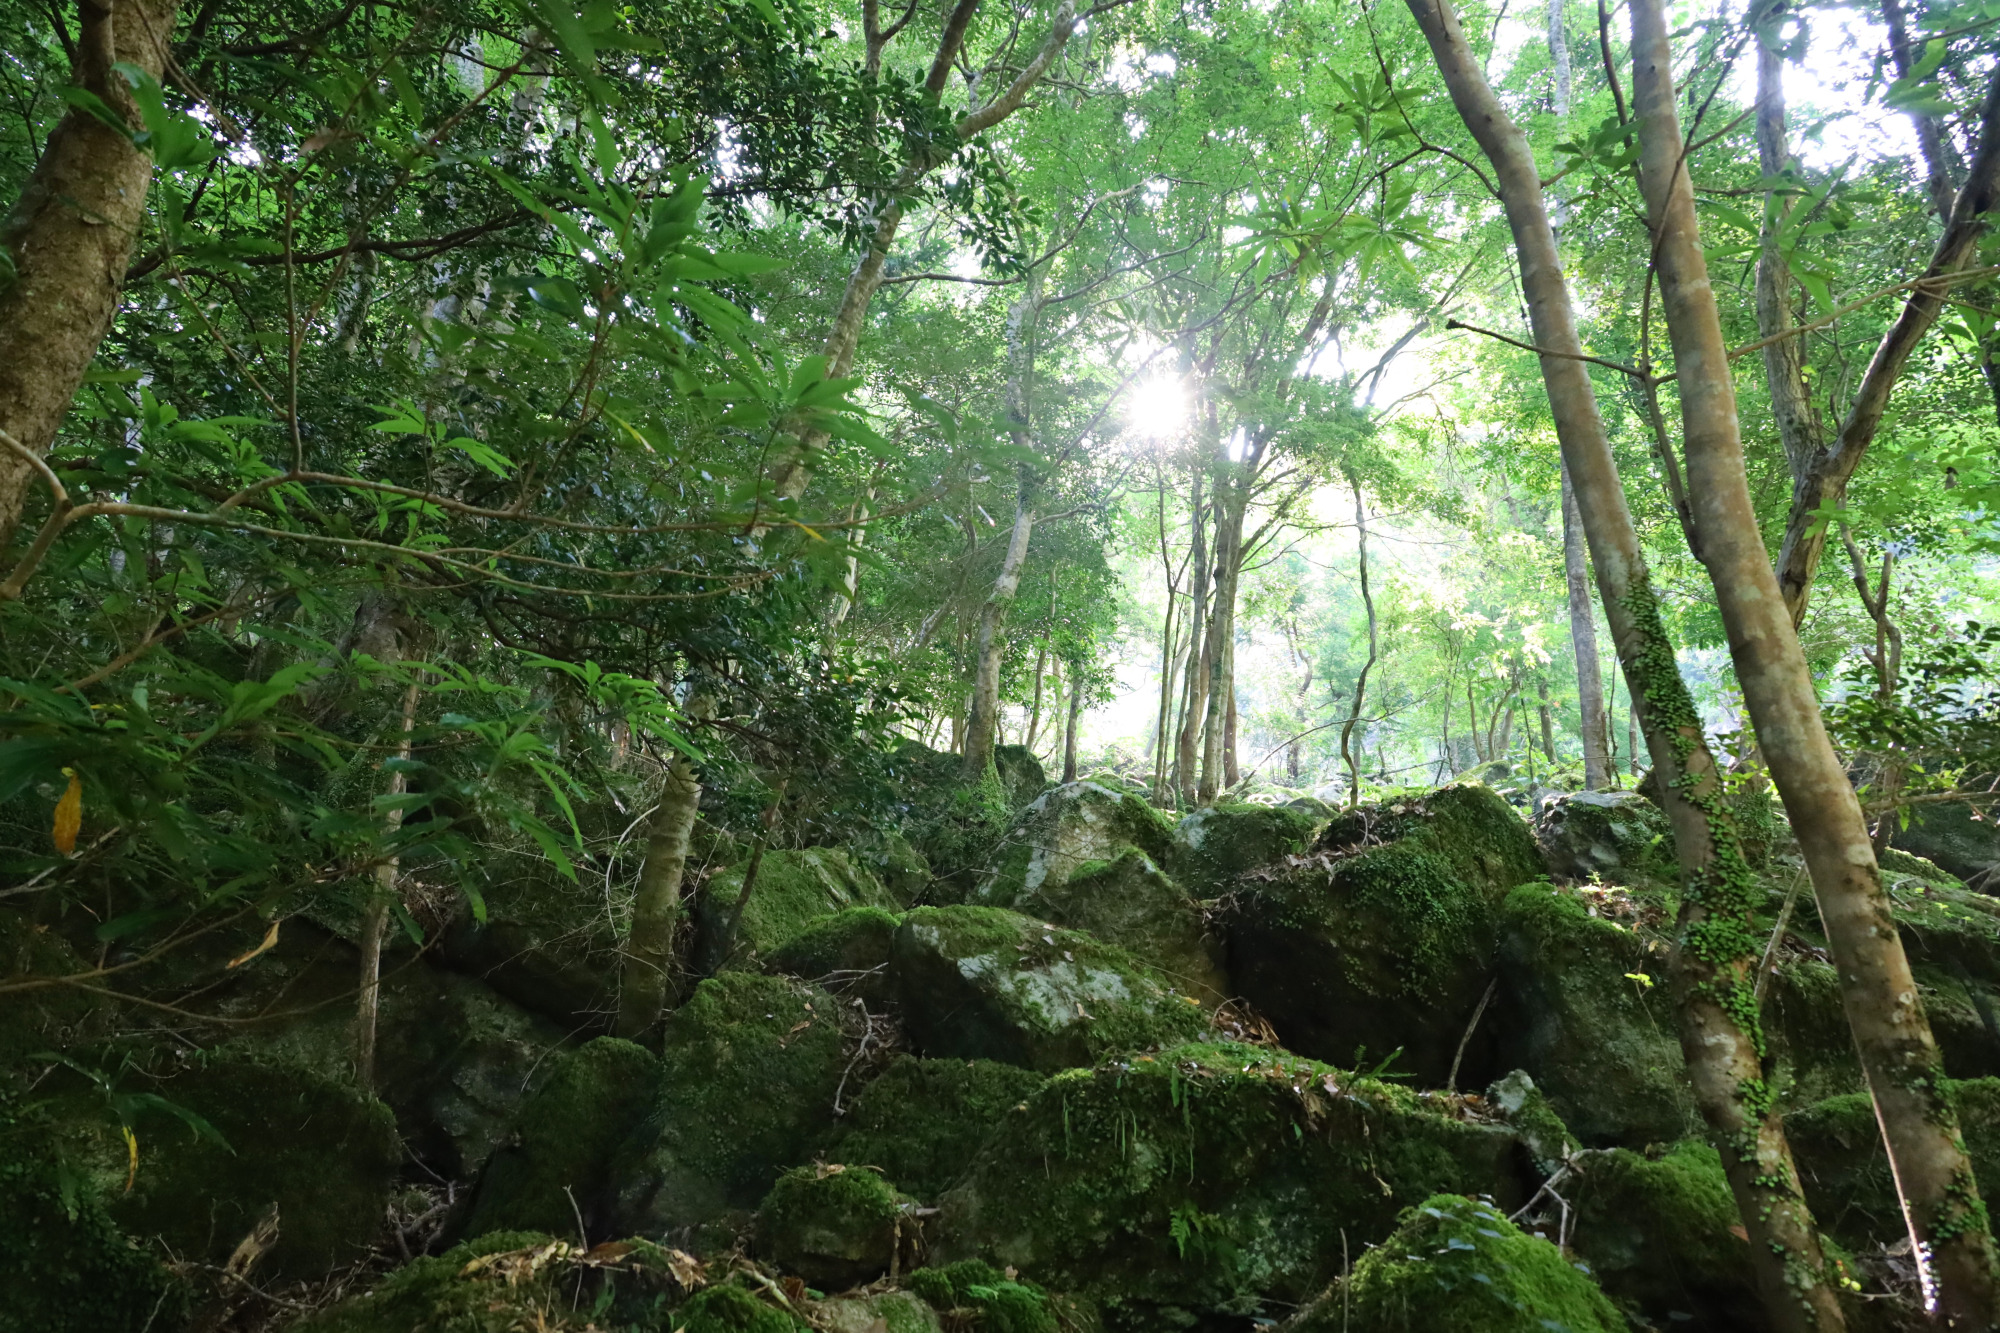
0, 1124, 188, 1333
816, 1290, 943, 1333
109, 1054, 399, 1282
885, 742, 1018, 892
1485, 1069, 1579, 1175
757, 1164, 914, 1289
1892, 798, 2000, 883
931, 1042, 1530, 1327
677, 1282, 807, 1332
1320, 783, 1547, 893
1534, 789, 1677, 886
1291, 1194, 1624, 1333
615, 973, 848, 1232
693, 848, 899, 973
1566, 1140, 1760, 1331
768, 906, 901, 999
0, 908, 109, 1069
1788, 1078, 2000, 1249
994, 744, 1051, 808
977, 782, 1178, 908
437, 854, 621, 1032
995, 847, 1227, 1004
849, 830, 932, 906
1168, 801, 1322, 895
831, 1056, 1046, 1199
292, 1231, 611, 1333
1490, 882, 1697, 1145
891, 907, 1207, 1072
456, 1037, 659, 1240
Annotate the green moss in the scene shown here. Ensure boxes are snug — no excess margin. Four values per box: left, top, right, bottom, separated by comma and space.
932, 1041, 1526, 1323
849, 831, 932, 905
0, 1113, 187, 1333
1566, 1140, 1760, 1328
1789, 1078, 2000, 1249
768, 907, 900, 986
459, 1037, 659, 1239
910, 1260, 1059, 1333
1014, 849, 1228, 1003
1493, 882, 1696, 1146
979, 783, 1180, 909
1320, 783, 1545, 897
994, 745, 1051, 808
0, 908, 107, 1069
696, 849, 898, 971
294, 1231, 582, 1333
1226, 840, 1497, 1082
1763, 958, 1866, 1109
891, 907, 1207, 1072
833, 1055, 1047, 1198
1534, 790, 1678, 887
757, 1164, 907, 1288
110, 1053, 400, 1282
890, 743, 1017, 893
615, 973, 847, 1232
676, 1282, 804, 1332
1308, 1194, 1622, 1332
1485, 1070, 1579, 1176
1168, 802, 1321, 895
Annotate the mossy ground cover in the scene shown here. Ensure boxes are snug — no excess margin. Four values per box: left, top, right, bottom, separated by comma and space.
831, 1055, 1046, 1198
933, 1041, 1526, 1328
768, 906, 900, 992
891, 906, 1207, 1072
757, 1163, 911, 1288
695, 849, 898, 972
1299, 1194, 1624, 1333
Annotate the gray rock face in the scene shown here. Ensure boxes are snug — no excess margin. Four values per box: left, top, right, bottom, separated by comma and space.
1892, 798, 2000, 885
977, 781, 1177, 906
1534, 790, 1677, 885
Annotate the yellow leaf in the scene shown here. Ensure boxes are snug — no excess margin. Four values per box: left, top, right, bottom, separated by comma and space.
52, 769, 81, 856
122, 1124, 138, 1193
227, 919, 281, 969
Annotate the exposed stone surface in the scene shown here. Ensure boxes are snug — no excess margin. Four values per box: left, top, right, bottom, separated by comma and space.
998, 847, 1227, 1003
993, 744, 1051, 809
1891, 797, 2000, 883
977, 782, 1178, 908
1290, 1194, 1624, 1333
1534, 789, 1677, 886
932, 1042, 1529, 1328
891, 907, 1207, 1072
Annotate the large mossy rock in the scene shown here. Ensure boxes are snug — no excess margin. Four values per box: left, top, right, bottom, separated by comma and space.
932, 1042, 1530, 1328
693, 848, 899, 973
816, 1290, 944, 1333
1223, 786, 1541, 1084
831, 1055, 1047, 1199
994, 744, 1051, 808
885, 742, 1020, 892
109, 1054, 399, 1283
769, 906, 901, 998
1534, 789, 1677, 886
0, 1127, 187, 1333
1168, 801, 1322, 895
615, 973, 848, 1232
1788, 1078, 2000, 1249
437, 855, 621, 1032
756, 1163, 912, 1289
1566, 1140, 1761, 1332
908, 1260, 1088, 1332
978, 781, 1178, 906
1491, 882, 1698, 1146
993, 847, 1227, 1004
677, 1282, 808, 1332
1292, 1194, 1624, 1333
456, 1037, 660, 1240
891, 907, 1207, 1073
0, 908, 110, 1068
1892, 798, 2000, 883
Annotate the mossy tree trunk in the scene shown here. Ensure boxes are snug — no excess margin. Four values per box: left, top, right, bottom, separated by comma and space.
1403, 0, 1848, 1327
616, 758, 702, 1038
0, 0, 183, 546
357, 680, 420, 1091
1626, 0, 1999, 1319
1061, 661, 1083, 783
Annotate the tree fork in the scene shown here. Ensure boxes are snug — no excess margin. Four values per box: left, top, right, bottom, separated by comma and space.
1402, 0, 1848, 1326
1626, 0, 1998, 1319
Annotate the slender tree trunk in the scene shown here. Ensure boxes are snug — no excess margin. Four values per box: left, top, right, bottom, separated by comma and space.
0, 0, 184, 544
1026, 640, 1050, 752
1338, 479, 1378, 808
1061, 667, 1083, 783
1562, 472, 1611, 787
1537, 674, 1556, 762
615, 757, 701, 1038
1839, 524, 1906, 856
357, 680, 420, 1091
1176, 477, 1213, 803
1882, 0, 1962, 225
1627, 0, 1998, 1321
1467, 679, 1484, 763
1405, 1, 1848, 1325
1223, 641, 1240, 789
1771, 68, 2000, 624
1151, 600, 1178, 798
1198, 485, 1245, 804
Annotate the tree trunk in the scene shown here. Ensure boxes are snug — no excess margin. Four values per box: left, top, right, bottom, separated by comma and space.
1771, 68, 2000, 625
615, 757, 701, 1038
1061, 667, 1082, 783
1338, 479, 1378, 808
1197, 485, 1245, 804
1175, 476, 1213, 803
357, 680, 420, 1091
1563, 469, 1611, 787
1627, 0, 1998, 1320
1223, 641, 1240, 789
1404, 0, 1848, 1325
1026, 640, 1050, 752
1838, 524, 1905, 856
0, 0, 184, 545
1537, 674, 1556, 762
